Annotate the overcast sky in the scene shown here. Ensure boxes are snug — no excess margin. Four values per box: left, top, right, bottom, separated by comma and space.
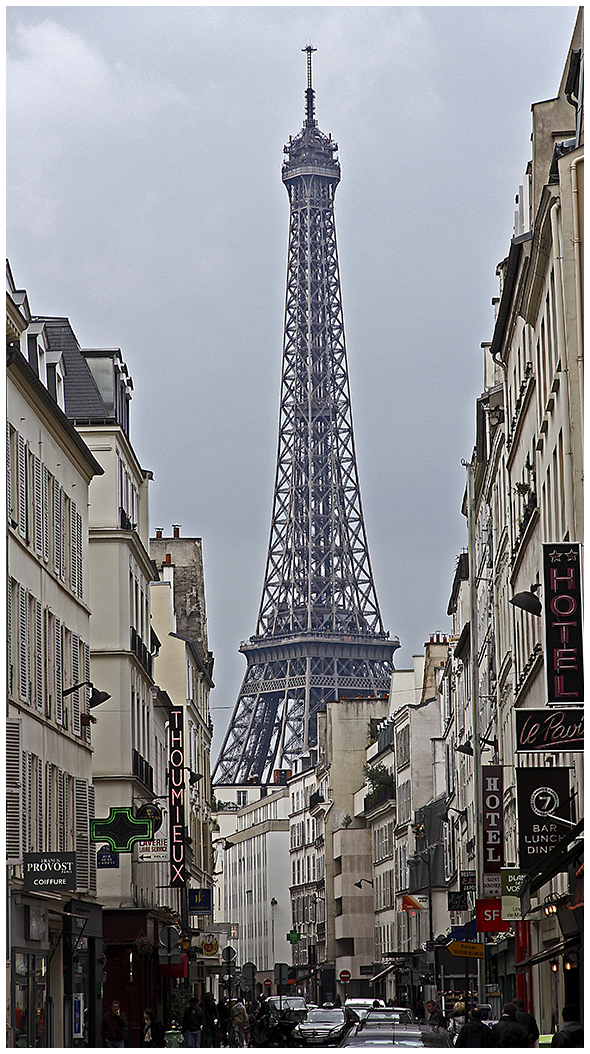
7, 4, 577, 760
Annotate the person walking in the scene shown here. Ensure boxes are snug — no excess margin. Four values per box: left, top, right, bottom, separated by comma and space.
231, 1000, 249, 1047
140, 1009, 162, 1047
514, 998, 540, 1045
447, 1002, 466, 1043
490, 1003, 531, 1047
183, 998, 204, 1048
426, 1000, 447, 1028
202, 992, 220, 1047
551, 1005, 583, 1047
455, 1007, 492, 1047
217, 996, 231, 1046
101, 1000, 129, 1048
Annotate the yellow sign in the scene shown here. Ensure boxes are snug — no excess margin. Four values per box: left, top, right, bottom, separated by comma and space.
447, 941, 484, 959
200, 935, 219, 957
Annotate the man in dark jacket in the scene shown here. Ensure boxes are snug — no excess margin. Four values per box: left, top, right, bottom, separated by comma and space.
425, 1001, 447, 1028
551, 1005, 583, 1047
455, 1007, 492, 1047
490, 1003, 531, 1046
182, 998, 204, 1047
101, 1000, 129, 1048
514, 997, 540, 1044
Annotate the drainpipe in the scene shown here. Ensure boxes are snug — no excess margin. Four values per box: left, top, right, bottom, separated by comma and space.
549, 201, 575, 537
570, 155, 583, 443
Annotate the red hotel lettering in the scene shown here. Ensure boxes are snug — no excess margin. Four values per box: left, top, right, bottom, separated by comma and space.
550, 568, 575, 591
169, 709, 186, 887
482, 769, 504, 872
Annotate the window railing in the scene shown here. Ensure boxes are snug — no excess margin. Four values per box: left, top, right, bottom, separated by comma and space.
130, 626, 153, 677
132, 748, 154, 791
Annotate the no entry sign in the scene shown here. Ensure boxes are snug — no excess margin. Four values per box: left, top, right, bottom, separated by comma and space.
339, 970, 351, 983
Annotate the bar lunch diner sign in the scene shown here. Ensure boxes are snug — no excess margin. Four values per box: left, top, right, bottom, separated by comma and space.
543, 543, 583, 704
516, 767, 571, 867
515, 709, 583, 753
23, 852, 76, 891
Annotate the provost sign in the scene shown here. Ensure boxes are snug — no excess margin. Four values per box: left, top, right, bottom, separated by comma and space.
169, 708, 187, 887
544, 544, 584, 704
482, 766, 504, 873
23, 852, 76, 891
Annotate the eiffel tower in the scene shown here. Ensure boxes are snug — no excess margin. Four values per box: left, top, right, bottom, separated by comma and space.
214, 47, 399, 786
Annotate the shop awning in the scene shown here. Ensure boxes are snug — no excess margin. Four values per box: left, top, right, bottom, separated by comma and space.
515, 935, 580, 974
369, 955, 413, 986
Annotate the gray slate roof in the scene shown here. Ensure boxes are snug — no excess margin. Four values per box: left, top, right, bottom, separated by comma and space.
38, 316, 109, 422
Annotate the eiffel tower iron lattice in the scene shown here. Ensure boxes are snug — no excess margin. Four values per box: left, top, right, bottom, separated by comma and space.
213, 47, 399, 786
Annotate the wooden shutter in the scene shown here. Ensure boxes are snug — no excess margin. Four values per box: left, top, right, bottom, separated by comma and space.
60, 494, 66, 582
54, 618, 63, 725
37, 756, 43, 850
17, 434, 27, 540
75, 779, 90, 891
22, 751, 33, 853
33, 455, 42, 556
34, 598, 43, 712
53, 484, 61, 576
44, 608, 50, 717
7, 576, 12, 685
7, 422, 12, 521
6, 719, 22, 864
88, 784, 97, 894
77, 509, 84, 598
46, 763, 53, 851
83, 641, 92, 745
70, 501, 78, 596
42, 465, 49, 562
71, 634, 81, 735
57, 769, 66, 852
18, 584, 29, 704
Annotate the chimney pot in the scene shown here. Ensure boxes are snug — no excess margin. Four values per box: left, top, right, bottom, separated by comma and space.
172, 524, 181, 538
155, 527, 163, 539
165, 553, 172, 565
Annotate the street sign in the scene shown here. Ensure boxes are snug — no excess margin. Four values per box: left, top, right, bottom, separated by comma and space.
242, 962, 257, 987
274, 962, 289, 985
221, 945, 237, 962
339, 970, 351, 983
90, 808, 153, 852
447, 941, 484, 959
97, 846, 120, 869
476, 898, 510, 933
264, 978, 272, 988
159, 925, 180, 949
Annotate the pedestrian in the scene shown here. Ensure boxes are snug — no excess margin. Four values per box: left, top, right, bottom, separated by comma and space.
217, 996, 231, 1046
425, 1000, 447, 1029
447, 1002, 466, 1043
455, 1006, 492, 1047
551, 1005, 583, 1048
202, 992, 219, 1047
101, 1000, 129, 1048
231, 1000, 249, 1047
514, 997, 540, 1045
183, 998, 204, 1048
140, 1008, 162, 1047
490, 1003, 531, 1047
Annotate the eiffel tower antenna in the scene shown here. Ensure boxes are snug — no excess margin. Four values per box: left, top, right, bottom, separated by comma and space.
214, 49, 399, 787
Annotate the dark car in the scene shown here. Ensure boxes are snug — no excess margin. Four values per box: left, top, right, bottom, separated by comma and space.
292, 1008, 359, 1046
340, 1022, 453, 1047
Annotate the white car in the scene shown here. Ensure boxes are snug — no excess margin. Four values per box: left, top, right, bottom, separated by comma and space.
343, 999, 386, 1021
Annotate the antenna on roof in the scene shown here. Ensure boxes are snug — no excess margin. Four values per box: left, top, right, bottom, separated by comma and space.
302, 43, 317, 127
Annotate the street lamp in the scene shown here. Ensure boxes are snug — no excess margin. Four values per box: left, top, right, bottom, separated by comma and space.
353, 879, 374, 889
455, 736, 498, 757
63, 680, 111, 707
509, 583, 542, 616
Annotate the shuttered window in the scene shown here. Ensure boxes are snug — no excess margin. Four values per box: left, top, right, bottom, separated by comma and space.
71, 634, 81, 735
37, 757, 43, 850
57, 769, 66, 852
17, 434, 27, 540
83, 642, 91, 745
33, 455, 42, 557
74, 779, 90, 891
88, 784, 97, 894
23, 752, 33, 853
18, 584, 30, 704
7, 422, 12, 521
70, 502, 78, 597
53, 484, 61, 576
77, 509, 83, 598
42, 464, 49, 562
7, 719, 22, 864
34, 598, 43, 712
7, 576, 12, 691
46, 763, 53, 851
54, 619, 63, 725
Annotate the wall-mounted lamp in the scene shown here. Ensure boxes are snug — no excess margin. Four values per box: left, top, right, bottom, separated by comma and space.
564, 952, 579, 971
354, 878, 374, 889
63, 680, 111, 708
509, 583, 542, 617
212, 838, 235, 851
456, 736, 498, 757
550, 959, 559, 973
442, 807, 466, 823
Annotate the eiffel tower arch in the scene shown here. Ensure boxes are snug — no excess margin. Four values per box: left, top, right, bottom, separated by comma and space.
214, 48, 399, 786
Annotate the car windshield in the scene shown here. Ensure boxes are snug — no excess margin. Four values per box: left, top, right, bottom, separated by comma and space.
364, 1010, 416, 1025
268, 997, 306, 1010
304, 1010, 345, 1024
344, 1026, 451, 1047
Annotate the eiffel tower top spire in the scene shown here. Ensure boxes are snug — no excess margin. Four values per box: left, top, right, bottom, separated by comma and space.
302, 43, 317, 127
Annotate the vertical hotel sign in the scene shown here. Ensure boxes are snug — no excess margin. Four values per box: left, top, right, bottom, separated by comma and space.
482, 766, 504, 873
544, 543, 583, 704
169, 708, 187, 887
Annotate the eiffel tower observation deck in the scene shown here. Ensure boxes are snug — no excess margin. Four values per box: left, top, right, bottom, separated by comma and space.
214, 47, 399, 786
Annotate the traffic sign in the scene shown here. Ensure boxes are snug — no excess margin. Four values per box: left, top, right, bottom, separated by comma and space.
339, 970, 351, 983
159, 925, 180, 949
447, 941, 484, 959
264, 978, 272, 988
222, 946, 237, 962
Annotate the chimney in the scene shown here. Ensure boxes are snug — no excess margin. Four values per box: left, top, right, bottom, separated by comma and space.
165, 553, 172, 565
172, 524, 181, 538
155, 527, 163, 539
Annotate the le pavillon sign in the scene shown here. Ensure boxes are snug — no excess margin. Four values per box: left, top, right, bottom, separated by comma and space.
482, 767, 504, 874
516, 767, 571, 868
169, 708, 187, 887
515, 709, 583, 753
543, 543, 583, 704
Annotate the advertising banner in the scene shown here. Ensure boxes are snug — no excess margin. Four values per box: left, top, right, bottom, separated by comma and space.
516, 767, 571, 868
460, 870, 477, 892
23, 852, 76, 891
137, 838, 169, 862
476, 898, 510, 933
543, 543, 584, 704
482, 766, 504, 873
189, 888, 212, 914
515, 709, 583, 752
500, 867, 539, 920
169, 707, 187, 887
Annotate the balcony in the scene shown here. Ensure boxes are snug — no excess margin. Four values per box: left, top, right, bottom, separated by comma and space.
364, 782, 396, 813
309, 791, 325, 811
132, 749, 154, 791
131, 626, 153, 677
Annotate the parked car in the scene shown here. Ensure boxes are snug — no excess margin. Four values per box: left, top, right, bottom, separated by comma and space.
361, 1009, 418, 1027
340, 1022, 452, 1047
292, 1008, 359, 1046
343, 999, 387, 1021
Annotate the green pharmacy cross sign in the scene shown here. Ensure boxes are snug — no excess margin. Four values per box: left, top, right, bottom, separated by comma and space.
90, 808, 154, 852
